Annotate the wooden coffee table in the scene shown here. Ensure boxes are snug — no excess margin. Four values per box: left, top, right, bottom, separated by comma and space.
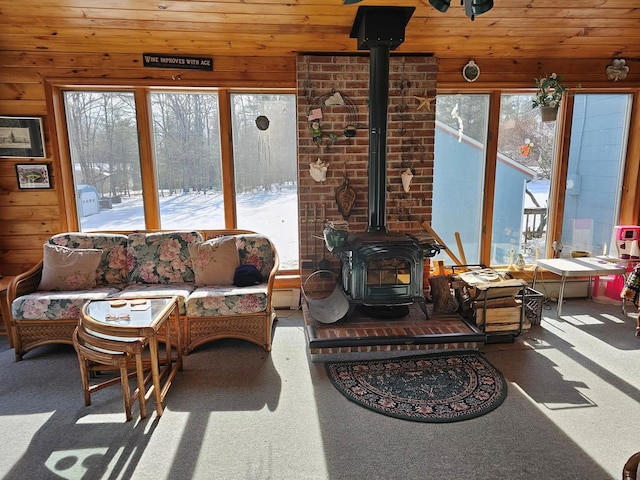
81, 296, 182, 418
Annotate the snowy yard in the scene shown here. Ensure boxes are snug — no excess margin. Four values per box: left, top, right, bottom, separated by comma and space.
81, 187, 300, 269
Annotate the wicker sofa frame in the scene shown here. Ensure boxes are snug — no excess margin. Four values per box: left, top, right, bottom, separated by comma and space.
7, 229, 279, 361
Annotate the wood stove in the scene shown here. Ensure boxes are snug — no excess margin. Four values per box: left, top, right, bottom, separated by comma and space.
340, 232, 432, 318
337, 6, 437, 319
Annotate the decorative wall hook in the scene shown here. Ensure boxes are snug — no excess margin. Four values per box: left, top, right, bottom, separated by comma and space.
606, 59, 629, 82
309, 89, 359, 140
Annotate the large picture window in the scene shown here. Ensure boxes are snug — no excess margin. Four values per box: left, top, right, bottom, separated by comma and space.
150, 92, 224, 230
560, 93, 631, 258
64, 91, 145, 230
230, 93, 299, 269
432, 94, 489, 265
62, 88, 299, 270
494, 93, 559, 264
433, 92, 632, 267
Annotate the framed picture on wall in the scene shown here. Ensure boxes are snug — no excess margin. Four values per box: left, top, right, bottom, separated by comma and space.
0, 116, 46, 158
15, 163, 52, 189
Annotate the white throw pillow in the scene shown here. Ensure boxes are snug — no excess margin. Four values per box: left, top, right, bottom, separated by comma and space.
188, 237, 239, 286
38, 244, 103, 291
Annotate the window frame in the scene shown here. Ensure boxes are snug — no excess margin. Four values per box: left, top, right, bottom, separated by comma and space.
48, 81, 298, 275
47, 81, 640, 272
437, 88, 639, 266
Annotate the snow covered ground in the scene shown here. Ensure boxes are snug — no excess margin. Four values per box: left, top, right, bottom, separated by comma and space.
81, 187, 300, 269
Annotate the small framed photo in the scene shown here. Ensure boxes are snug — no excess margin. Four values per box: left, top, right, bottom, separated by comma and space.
0, 116, 46, 158
15, 163, 52, 189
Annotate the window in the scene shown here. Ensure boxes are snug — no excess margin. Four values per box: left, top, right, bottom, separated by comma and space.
560, 94, 631, 258
64, 91, 145, 230
432, 94, 489, 265
231, 93, 299, 269
494, 93, 558, 264
62, 88, 299, 270
150, 92, 224, 229
433, 92, 632, 267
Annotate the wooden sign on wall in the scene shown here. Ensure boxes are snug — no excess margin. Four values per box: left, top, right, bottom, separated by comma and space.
142, 53, 213, 71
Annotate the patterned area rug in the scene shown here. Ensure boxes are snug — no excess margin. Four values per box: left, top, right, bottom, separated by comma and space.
325, 350, 507, 423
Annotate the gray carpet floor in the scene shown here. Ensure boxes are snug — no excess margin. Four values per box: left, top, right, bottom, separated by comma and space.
0, 298, 639, 479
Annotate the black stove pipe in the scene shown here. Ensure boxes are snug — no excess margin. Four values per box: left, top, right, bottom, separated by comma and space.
350, 6, 414, 234
367, 44, 390, 233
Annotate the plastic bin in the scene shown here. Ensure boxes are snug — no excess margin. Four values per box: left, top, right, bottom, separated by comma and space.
605, 274, 625, 300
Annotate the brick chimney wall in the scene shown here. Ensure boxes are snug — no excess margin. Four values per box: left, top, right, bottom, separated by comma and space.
297, 54, 437, 287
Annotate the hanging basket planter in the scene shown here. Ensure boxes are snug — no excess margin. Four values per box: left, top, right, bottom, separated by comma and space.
532, 73, 574, 123
540, 105, 559, 122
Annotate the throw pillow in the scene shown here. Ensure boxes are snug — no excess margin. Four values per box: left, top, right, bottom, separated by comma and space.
188, 236, 240, 286
38, 244, 103, 291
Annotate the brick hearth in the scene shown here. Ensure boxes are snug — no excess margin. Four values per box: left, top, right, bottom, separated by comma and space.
303, 300, 486, 358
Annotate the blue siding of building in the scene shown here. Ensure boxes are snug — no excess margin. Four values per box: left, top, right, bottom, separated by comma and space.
432, 127, 484, 264
432, 123, 534, 265
562, 94, 630, 255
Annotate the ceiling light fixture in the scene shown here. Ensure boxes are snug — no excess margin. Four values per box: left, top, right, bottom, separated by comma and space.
427, 0, 494, 20
342, 0, 493, 21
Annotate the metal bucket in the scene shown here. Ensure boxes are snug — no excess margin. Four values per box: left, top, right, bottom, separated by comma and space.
302, 270, 350, 324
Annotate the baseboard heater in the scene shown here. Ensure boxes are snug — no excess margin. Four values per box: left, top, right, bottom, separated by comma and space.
273, 288, 301, 310
530, 279, 589, 300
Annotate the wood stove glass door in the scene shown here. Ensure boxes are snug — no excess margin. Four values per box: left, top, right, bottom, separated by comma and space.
364, 256, 413, 304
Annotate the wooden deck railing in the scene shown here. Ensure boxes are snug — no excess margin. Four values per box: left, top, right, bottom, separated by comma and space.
523, 207, 547, 244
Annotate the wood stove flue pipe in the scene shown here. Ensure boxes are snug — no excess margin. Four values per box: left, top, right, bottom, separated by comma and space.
348, 6, 415, 234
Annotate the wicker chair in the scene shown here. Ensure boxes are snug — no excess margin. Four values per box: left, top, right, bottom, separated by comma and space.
623, 452, 640, 480
7, 261, 81, 361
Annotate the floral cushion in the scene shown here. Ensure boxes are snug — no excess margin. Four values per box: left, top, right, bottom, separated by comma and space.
236, 234, 275, 281
49, 233, 129, 287
113, 284, 194, 315
188, 236, 240, 286
38, 244, 103, 291
186, 286, 267, 316
11, 288, 119, 320
127, 231, 202, 285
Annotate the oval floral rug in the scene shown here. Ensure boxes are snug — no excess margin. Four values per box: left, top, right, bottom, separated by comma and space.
325, 350, 507, 423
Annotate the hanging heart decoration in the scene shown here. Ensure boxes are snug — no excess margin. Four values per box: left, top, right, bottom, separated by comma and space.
335, 176, 357, 218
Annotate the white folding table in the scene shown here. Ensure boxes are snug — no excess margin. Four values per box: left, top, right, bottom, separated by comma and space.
533, 257, 627, 317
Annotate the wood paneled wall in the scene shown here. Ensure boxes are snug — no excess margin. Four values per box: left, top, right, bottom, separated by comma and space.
436, 58, 640, 89
1, 49, 639, 276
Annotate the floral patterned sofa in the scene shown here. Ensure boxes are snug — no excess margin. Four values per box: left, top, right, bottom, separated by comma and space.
7, 229, 279, 361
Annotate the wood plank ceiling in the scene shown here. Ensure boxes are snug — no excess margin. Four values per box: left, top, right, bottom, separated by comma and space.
0, 0, 638, 60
